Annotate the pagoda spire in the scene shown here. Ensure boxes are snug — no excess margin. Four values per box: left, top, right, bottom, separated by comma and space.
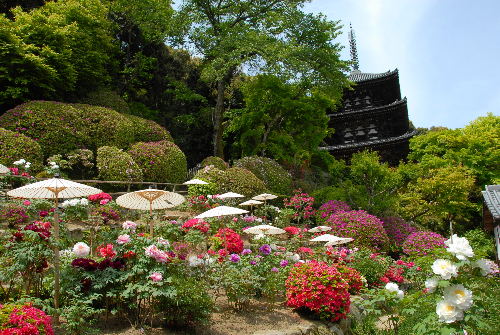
348, 23, 360, 70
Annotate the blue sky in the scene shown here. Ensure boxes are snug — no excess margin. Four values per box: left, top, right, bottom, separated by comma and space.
303, 0, 500, 129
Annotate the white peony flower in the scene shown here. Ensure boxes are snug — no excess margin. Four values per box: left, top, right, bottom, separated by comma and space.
188, 255, 204, 267
73, 242, 90, 257
436, 299, 464, 323
396, 289, 404, 299
432, 259, 458, 280
52, 164, 59, 169
445, 235, 474, 260
80, 198, 89, 206
425, 277, 439, 293
25, 162, 31, 169
385, 282, 399, 293
474, 259, 492, 276
14, 159, 26, 165
443, 284, 473, 310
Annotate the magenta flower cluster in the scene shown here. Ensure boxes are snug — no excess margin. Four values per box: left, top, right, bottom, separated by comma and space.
326, 210, 389, 250
381, 216, 419, 246
284, 190, 315, 220
402, 231, 446, 257
316, 200, 351, 222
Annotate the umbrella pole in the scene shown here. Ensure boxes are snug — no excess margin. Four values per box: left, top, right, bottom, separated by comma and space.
149, 202, 154, 236
53, 195, 61, 326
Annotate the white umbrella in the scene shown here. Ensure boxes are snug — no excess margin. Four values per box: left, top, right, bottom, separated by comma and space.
7, 177, 102, 324
194, 205, 248, 219
310, 233, 345, 242
324, 237, 354, 246
243, 224, 286, 235
239, 199, 263, 206
253, 193, 278, 201
0, 163, 10, 174
218, 192, 245, 199
116, 189, 185, 235
308, 226, 332, 233
183, 178, 208, 185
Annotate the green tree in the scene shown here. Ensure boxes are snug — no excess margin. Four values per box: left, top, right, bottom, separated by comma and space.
172, 0, 350, 157
226, 75, 333, 164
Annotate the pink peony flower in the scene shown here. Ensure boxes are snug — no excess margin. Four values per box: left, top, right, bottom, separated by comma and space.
150, 272, 163, 282
100, 199, 110, 205
116, 234, 131, 245
73, 242, 90, 257
23, 200, 31, 206
122, 221, 137, 231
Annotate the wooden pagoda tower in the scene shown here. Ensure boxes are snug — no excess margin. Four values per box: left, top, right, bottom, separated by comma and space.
321, 25, 416, 165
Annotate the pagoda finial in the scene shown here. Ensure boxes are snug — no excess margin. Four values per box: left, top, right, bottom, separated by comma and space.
348, 23, 360, 71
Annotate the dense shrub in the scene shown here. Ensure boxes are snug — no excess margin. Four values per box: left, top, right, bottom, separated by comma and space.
80, 88, 130, 114
326, 210, 389, 250
191, 165, 226, 195
402, 231, 446, 257
0, 101, 172, 158
0, 128, 43, 172
316, 200, 351, 223
96, 146, 142, 182
219, 167, 267, 197
349, 249, 391, 287
464, 228, 495, 259
381, 216, 419, 247
0, 303, 54, 334
125, 114, 173, 142
234, 156, 292, 195
200, 156, 229, 170
128, 140, 187, 183
311, 186, 347, 206
286, 261, 351, 322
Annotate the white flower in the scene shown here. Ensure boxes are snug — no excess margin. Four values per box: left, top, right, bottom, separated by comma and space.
254, 233, 266, 240
474, 259, 492, 276
443, 284, 473, 310
49, 161, 57, 166
436, 299, 464, 323
445, 235, 474, 260
13, 160, 23, 165
157, 237, 170, 247
80, 198, 89, 206
396, 289, 404, 299
188, 255, 204, 267
73, 242, 90, 257
432, 259, 458, 280
385, 282, 399, 293
24, 162, 31, 169
425, 277, 439, 293
52, 164, 59, 169
285, 252, 301, 262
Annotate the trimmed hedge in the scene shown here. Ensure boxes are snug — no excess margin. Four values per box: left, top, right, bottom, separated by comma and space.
125, 114, 173, 142
191, 165, 227, 195
96, 146, 142, 182
200, 156, 229, 170
128, 140, 187, 183
0, 101, 172, 157
219, 167, 267, 197
80, 88, 130, 114
0, 128, 43, 172
234, 156, 292, 195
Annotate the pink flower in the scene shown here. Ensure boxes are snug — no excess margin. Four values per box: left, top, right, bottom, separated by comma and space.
116, 234, 131, 245
100, 199, 110, 205
23, 200, 31, 206
122, 221, 137, 231
150, 272, 163, 282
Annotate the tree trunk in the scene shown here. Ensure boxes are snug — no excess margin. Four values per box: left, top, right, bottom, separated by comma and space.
213, 79, 226, 158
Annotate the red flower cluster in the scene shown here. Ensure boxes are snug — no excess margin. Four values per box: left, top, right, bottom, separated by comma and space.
284, 226, 301, 236
337, 265, 364, 295
187, 195, 214, 209
8, 167, 31, 178
97, 244, 116, 258
286, 261, 351, 322
297, 247, 314, 254
284, 189, 315, 220
0, 303, 54, 335
379, 260, 420, 285
214, 228, 243, 254
182, 218, 210, 233
88, 192, 112, 202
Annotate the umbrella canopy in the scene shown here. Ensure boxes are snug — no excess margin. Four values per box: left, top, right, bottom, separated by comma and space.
324, 237, 354, 246
116, 189, 185, 211
310, 234, 346, 242
219, 192, 245, 199
7, 177, 102, 199
252, 193, 278, 201
195, 206, 248, 219
0, 164, 10, 174
239, 199, 263, 206
243, 224, 285, 235
308, 225, 332, 233
183, 178, 208, 185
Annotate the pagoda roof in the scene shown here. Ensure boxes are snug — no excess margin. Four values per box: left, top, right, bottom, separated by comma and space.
319, 130, 417, 152
328, 98, 407, 119
349, 69, 399, 83
482, 185, 500, 221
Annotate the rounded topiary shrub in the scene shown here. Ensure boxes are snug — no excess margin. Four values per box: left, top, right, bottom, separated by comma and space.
191, 165, 227, 195
125, 114, 173, 143
402, 231, 446, 257
80, 88, 130, 114
128, 140, 187, 183
286, 261, 350, 322
316, 200, 351, 223
326, 210, 389, 250
234, 156, 292, 195
200, 156, 229, 170
381, 216, 419, 247
219, 167, 267, 197
96, 146, 142, 182
0, 128, 43, 172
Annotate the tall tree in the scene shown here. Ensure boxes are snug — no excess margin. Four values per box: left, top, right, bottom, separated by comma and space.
172, 0, 349, 158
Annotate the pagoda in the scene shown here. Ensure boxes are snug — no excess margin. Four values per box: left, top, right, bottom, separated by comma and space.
320, 25, 417, 165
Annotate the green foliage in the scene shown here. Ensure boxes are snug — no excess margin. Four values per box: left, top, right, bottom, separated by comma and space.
201, 156, 228, 170
398, 164, 478, 234
128, 140, 187, 183
463, 229, 495, 259
234, 156, 292, 195
96, 146, 142, 182
226, 75, 334, 165
349, 249, 391, 287
0, 127, 43, 172
192, 166, 227, 195
124, 114, 173, 142
80, 88, 130, 114
0, 0, 117, 108
219, 167, 267, 197
311, 186, 347, 206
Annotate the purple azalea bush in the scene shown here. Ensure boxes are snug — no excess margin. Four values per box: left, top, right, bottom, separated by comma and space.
381, 216, 419, 246
316, 200, 351, 223
402, 231, 446, 257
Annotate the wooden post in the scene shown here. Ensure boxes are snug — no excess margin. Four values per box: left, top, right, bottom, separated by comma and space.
53, 195, 61, 327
